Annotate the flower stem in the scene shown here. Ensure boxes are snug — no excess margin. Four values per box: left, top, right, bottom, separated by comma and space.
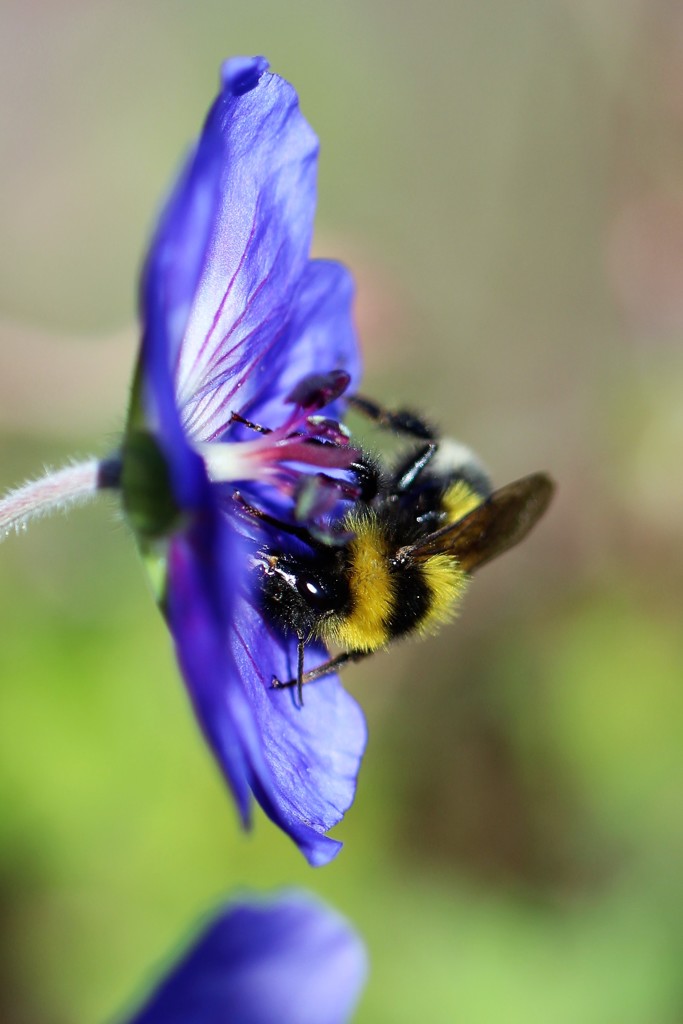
0, 458, 109, 541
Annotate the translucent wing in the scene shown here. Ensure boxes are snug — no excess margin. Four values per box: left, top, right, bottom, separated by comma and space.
397, 472, 555, 573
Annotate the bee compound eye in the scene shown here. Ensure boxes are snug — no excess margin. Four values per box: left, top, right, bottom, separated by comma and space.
295, 570, 344, 612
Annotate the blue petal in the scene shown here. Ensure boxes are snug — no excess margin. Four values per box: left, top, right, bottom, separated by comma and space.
136, 58, 366, 863
169, 64, 321, 443
240, 259, 362, 434
140, 128, 223, 399
222, 55, 270, 97
231, 595, 367, 866
167, 526, 367, 864
138, 115, 223, 509
165, 512, 252, 822
127, 892, 367, 1024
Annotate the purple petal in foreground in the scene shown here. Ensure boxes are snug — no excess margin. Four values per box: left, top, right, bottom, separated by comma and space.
231, 596, 367, 866
127, 893, 367, 1024
165, 511, 252, 822
166, 520, 367, 865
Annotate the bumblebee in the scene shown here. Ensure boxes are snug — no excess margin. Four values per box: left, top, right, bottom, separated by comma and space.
243, 395, 554, 702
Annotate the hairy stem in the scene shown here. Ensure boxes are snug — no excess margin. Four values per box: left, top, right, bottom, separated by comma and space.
0, 459, 106, 540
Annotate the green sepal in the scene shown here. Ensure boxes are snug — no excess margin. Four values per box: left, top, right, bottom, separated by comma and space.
122, 359, 175, 606
140, 540, 171, 607
121, 430, 182, 541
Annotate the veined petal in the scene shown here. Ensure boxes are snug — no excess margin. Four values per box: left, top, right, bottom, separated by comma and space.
167, 58, 320, 442
135, 124, 223, 510
126, 892, 367, 1024
140, 125, 223, 397
231, 596, 367, 866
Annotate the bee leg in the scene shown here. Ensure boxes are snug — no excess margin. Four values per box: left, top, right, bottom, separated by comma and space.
271, 633, 315, 707
233, 493, 319, 546
349, 394, 438, 441
350, 395, 442, 494
296, 633, 306, 707
392, 442, 439, 492
271, 649, 370, 691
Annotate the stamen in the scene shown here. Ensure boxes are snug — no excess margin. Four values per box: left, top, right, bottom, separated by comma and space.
293, 473, 360, 545
199, 432, 359, 486
305, 416, 352, 445
199, 371, 358, 503
285, 370, 351, 412
295, 474, 348, 522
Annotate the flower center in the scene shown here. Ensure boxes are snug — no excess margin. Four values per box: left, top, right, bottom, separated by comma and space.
197, 369, 363, 534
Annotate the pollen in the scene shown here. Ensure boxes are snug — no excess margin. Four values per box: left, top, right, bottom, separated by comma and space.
322, 511, 394, 651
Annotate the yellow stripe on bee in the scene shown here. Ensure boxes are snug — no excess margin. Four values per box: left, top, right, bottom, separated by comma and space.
442, 480, 482, 523
418, 480, 477, 632
418, 554, 469, 635
321, 511, 394, 651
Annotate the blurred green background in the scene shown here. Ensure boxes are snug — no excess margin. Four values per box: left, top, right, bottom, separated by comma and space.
2, 1, 683, 1021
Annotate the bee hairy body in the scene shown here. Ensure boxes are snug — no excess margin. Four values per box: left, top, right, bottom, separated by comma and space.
245, 394, 554, 698
258, 466, 488, 652
322, 484, 479, 651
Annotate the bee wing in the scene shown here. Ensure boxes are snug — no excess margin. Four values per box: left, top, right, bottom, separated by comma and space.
397, 472, 555, 573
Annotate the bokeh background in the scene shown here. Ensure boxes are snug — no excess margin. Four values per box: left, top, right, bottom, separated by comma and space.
2, 1, 683, 1021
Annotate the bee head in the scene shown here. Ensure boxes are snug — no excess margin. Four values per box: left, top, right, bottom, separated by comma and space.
256, 548, 350, 638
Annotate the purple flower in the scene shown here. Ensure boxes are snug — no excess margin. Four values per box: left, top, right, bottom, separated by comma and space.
122, 57, 366, 866
125, 892, 367, 1024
